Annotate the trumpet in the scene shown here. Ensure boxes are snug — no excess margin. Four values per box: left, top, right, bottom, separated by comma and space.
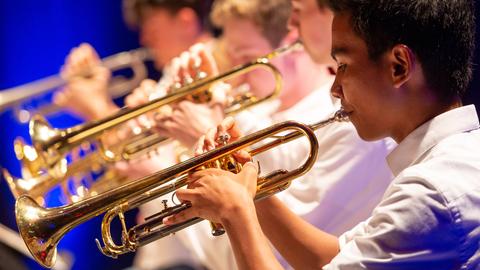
29, 41, 302, 177
3, 148, 128, 206
16, 110, 349, 268
7, 51, 283, 203
0, 48, 151, 123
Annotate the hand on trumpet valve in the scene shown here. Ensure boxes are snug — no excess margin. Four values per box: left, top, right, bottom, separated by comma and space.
170, 43, 230, 105
125, 79, 171, 134
195, 116, 251, 164
148, 44, 231, 148
54, 43, 117, 121
163, 161, 259, 226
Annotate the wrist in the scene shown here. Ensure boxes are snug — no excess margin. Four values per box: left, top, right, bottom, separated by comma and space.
221, 193, 256, 229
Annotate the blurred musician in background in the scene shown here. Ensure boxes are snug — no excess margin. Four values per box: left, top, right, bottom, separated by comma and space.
164, 0, 480, 269
53, 0, 219, 122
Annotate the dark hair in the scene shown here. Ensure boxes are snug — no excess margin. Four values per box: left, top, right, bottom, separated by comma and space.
123, 0, 213, 30
316, 0, 327, 8
324, 0, 476, 101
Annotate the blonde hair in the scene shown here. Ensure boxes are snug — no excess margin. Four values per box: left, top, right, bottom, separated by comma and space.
211, 0, 291, 47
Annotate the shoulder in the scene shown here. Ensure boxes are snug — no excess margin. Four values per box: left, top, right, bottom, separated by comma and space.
400, 129, 480, 201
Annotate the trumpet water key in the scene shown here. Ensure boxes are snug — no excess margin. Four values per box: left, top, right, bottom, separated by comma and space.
15, 109, 348, 268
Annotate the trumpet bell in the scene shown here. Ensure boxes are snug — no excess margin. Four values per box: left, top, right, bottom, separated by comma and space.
14, 137, 44, 177
2, 169, 48, 206
29, 114, 58, 152
3, 169, 22, 198
29, 115, 66, 178
16, 196, 58, 268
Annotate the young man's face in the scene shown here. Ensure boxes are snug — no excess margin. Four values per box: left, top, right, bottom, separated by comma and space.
289, 0, 333, 64
330, 13, 396, 141
223, 17, 293, 99
139, 8, 193, 69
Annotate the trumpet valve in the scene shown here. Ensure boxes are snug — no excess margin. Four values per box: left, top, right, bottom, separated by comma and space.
161, 199, 168, 210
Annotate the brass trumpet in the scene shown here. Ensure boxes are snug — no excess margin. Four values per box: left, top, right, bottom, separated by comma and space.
3, 148, 128, 206
29, 41, 302, 176
0, 48, 151, 123
16, 110, 349, 268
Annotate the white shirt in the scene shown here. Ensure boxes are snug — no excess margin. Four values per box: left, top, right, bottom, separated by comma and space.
176, 78, 395, 270
325, 105, 480, 270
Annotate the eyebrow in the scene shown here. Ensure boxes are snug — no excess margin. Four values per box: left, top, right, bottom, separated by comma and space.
331, 46, 348, 61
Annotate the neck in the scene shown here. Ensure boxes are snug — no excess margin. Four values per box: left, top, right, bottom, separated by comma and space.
278, 62, 334, 112
392, 95, 463, 143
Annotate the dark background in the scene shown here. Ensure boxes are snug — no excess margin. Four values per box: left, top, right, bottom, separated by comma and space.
0, 1, 479, 270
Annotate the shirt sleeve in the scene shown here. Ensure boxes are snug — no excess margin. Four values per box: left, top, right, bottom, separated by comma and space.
323, 174, 461, 270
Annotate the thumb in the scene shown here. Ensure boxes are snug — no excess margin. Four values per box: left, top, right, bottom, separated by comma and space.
240, 161, 258, 181
233, 149, 252, 164
239, 162, 259, 198
53, 91, 67, 106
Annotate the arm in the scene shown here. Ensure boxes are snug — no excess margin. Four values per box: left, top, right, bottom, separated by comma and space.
164, 164, 283, 270
223, 197, 283, 270
166, 119, 340, 269
164, 164, 339, 269
255, 197, 339, 269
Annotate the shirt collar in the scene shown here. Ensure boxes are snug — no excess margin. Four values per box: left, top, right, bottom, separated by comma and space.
387, 105, 480, 176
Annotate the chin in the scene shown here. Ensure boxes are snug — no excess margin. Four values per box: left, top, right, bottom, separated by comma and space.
356, 129, 386, 142
351, 121, 382, 142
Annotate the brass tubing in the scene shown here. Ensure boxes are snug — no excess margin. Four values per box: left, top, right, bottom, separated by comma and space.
16, 119, 315, 268
30, 41, 302, 169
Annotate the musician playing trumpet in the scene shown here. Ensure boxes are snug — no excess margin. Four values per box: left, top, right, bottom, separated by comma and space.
165, 0, 480, 269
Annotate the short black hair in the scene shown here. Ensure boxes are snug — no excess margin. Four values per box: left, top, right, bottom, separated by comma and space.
324, 0, 476, 102
124, 0, 213, 30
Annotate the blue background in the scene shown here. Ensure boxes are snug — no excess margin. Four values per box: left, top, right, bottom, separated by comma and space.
0, 1, 140, 269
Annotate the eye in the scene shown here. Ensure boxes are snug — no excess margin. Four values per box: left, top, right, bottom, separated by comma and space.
337, 63, 347, 73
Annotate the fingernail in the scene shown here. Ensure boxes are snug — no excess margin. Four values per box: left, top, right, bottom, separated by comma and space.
163, 216, 172, 225
245, 161, 259, 171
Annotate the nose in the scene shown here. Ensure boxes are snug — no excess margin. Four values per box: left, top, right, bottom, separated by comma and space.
330, 76, 344, 99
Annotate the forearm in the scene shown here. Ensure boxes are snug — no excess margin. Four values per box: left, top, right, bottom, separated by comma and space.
222, 200, 283, 270
256, 196, 339, 269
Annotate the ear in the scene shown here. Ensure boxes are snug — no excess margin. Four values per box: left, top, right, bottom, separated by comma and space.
389, 44, 416, 88
176, 7, 199, 32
